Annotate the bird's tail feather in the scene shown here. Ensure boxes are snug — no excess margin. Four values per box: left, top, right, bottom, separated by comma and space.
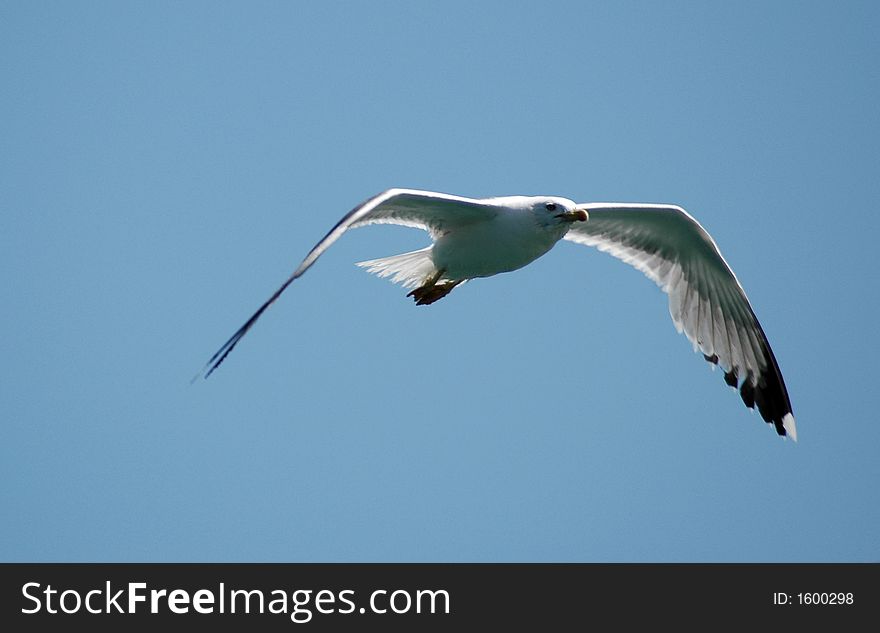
356, 247, 436, 289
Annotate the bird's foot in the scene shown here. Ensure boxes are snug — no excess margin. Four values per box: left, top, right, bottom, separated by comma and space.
407, 279, 462, 306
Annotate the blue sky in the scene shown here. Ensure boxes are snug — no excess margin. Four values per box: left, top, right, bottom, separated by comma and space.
2, 1, 878, 562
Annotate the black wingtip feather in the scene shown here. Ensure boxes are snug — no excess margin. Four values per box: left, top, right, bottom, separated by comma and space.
749, 316, 795, 437
194, 310, 262, 381
195, 277, 296, 381
723, 368, 738, 388
739, 378, 756, 410
721, 319, 794, 438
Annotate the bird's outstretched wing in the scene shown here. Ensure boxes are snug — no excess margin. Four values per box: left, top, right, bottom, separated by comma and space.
564, 203, 796, 439
195, 188, 497, 380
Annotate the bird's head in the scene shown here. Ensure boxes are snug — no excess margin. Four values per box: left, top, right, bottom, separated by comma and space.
532, 197, 589, 229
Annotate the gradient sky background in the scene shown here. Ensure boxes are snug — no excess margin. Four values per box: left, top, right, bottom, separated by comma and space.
3, 1, 878, 562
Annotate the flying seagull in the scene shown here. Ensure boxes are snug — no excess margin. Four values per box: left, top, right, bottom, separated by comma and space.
198, 188, 796, 440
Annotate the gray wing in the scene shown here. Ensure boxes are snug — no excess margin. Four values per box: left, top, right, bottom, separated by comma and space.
197, 188, 497, 379
565, 203, 796, 439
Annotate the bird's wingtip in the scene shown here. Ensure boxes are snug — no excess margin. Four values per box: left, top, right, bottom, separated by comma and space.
189, 363, 214, 384
782, 413, 797, 442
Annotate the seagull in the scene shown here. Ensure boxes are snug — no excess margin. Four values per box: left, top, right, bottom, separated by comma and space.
198, 188, 796, 440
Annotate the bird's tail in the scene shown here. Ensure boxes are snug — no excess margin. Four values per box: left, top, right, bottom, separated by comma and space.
356, 246, 436, 289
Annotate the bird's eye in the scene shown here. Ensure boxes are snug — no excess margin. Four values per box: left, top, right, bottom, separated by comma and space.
545, 202, 557, 212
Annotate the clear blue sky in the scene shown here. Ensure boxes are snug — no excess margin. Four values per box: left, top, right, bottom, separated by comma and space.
2, 1, 878, 562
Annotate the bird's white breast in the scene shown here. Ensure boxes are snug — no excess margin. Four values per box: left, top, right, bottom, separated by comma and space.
431, 209, 566, 279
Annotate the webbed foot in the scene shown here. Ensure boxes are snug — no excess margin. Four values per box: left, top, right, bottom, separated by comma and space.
406, 272, 462, 305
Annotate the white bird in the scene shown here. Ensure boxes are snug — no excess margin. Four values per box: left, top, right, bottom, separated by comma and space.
198, 188, 796, 440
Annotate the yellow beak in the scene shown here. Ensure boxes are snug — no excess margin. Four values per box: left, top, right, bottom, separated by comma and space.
556, 209, 589, 222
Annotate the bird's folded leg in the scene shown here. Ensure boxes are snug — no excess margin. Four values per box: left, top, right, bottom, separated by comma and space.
406, 270, 462, 305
